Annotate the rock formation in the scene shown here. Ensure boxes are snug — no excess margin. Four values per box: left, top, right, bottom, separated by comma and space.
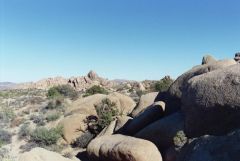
87, 134, 162, 161
234, 52, 240, 62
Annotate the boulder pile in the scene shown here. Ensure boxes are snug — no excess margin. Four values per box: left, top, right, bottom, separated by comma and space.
18, 54, 240, 161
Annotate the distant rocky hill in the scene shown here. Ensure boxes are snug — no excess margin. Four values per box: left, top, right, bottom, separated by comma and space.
15, 70, 158, 92
0, 82, 16, 90
15, 71, 114, 91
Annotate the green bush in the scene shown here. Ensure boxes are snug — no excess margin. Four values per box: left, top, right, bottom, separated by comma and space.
173, 130, 188, 150
0, 130, 12, 147
0, 107, 15, 123
46, 87, 61, 99
153, 76, 174, 92
46, 113, 61, 122
47, 85, 78, 100
87, 99, 119, 134
30, 114, 45, 126
45, 98, 64, 110
83, 85, 108, 97
30, 126, 63, 146
18, 123, 31, 140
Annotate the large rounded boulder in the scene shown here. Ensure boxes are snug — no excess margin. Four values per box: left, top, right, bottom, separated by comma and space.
135, 112, 184, 150
169, 59, 236, 99
177, 129, 240, 161
123, 101, 165, 135
155, 59, 237, 115
66, 93, 136, 116
87, 134, 162, 161
131, 92, 158, 117
182, 64, 240, 137
60, 113, 88, 144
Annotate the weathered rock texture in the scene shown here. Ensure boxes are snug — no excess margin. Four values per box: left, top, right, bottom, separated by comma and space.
135, 112, 184, 150
131, 92, 158, 117
182, 64, 240, 137
87, 134, 162, 161
18, 147, 73, 161
234, 52, 240, 63
123, 101, 165, 135
177, 129, 240, 161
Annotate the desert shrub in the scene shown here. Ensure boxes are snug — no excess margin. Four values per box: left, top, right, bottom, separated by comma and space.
95, 98, 119, 129
30, 115, 45, 126
45, 98, 64, 110
46, 87, 61, 99
173, 130, 188, 150
0, 148, 16, 161
47, 85, 78, 100
0, 107, 15, 123
30, 126, 63, 146
71, 131, 95, 148
83, 85, 108, 97
46, 113, 61, 122
87, 99, 119, 134
18, 123, 31, 140
0, 148, 8, 158
0, 130, 12, 146
128, 88, 134, 93
153, 76, 174, 92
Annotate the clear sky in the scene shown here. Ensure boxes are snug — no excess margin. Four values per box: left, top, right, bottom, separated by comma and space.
1, 0, 240, 83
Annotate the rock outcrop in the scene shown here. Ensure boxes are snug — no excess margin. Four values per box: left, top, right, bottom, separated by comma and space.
87, 134, 162, 161
62, 93, 135, 143
201, 54, 216, 65
60, 113, 88, 144
234, 52, 240, 63
135, 112, 184, 150
16, 71, 115, 91
131, 92, 159, 117
182, 64, 240, 137
155, 59, 237, 115
123, 101, 165, 135
177, 129, 240, 161
66, 93, 136, 117
169, 59, 236, 101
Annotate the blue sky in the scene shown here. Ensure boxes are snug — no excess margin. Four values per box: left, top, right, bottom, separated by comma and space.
1, 0, 240, 83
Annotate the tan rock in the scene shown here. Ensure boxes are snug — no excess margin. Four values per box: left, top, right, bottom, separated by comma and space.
202, 54, 216, 65
18, 147, 73, 161
97, 120, 117, 138
124, 101, 165, 135
131, 92, 158, 117
135, 112, 184, 150
114, 115, 132, 132
87, 134, 162, 161
59, 113, 88, 144
67, 93, 136, 116
109, 92, 136, 115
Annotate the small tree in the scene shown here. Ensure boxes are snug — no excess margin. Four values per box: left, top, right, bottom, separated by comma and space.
47, 85, 78, 100
153, 76, 174, 92
87, 98, 119, 134
0, 130, 12, 147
